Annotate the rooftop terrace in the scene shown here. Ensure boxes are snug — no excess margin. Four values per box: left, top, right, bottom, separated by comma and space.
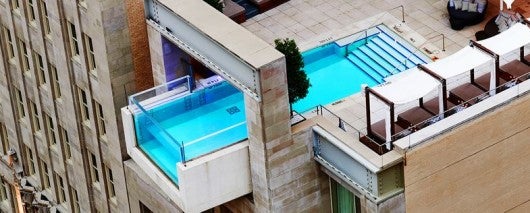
123, 0, 530, 210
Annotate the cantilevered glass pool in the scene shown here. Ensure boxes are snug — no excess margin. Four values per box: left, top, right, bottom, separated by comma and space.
132, 80, 246, 184
131, 24, 430, 185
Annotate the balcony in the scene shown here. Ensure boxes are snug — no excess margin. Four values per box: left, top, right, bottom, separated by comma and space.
121, 76, 251, 212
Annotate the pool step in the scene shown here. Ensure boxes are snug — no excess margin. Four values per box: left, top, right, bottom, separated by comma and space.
376, 26, 430, 64
357, 46, 398, 75
351, 50, 391, 78
365, 42, 407, 72
371, 37, 416, 69
377, 32, 426, 65
346, 54, 384, 84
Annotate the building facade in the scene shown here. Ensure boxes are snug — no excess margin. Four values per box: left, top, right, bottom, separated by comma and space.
0, 0, 135, 211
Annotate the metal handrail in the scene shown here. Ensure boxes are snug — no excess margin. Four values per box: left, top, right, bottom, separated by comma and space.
316, 105, 392, 155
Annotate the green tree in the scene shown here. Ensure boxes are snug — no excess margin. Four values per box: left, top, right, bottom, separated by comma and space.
274, 38, 310, 115
204, 0, 223, 12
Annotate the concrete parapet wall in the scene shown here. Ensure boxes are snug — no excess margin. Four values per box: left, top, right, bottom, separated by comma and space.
404, 94, 530, 212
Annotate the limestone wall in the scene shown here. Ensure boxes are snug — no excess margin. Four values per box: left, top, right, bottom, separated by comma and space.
404, 94, 530, 212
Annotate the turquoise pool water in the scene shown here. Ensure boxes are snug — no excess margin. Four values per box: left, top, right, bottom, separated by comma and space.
134, 82, 246, 184
134, 25, 429, 185
293, 40, 379, 113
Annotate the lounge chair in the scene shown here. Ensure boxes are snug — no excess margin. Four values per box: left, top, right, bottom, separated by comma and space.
474, 72, 507, 91
397, 107, 435, 130
370, 119, 406, 143
499, 60, 530, 81
449, 83, 487, 105
422, 98, 456, 115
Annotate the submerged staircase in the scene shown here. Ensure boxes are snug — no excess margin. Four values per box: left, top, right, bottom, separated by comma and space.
346, 27, 429, 84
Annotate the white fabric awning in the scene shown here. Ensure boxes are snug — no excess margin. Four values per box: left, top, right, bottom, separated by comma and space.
424, 46, 492, 79
372, 68, 440, 105
478, 23, 530, 56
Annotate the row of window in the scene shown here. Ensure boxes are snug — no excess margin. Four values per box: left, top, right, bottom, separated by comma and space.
3, 1, 111, 211
22, 143, 115, 211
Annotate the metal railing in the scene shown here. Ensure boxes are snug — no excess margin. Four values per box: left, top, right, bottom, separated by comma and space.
316, 105, 392, 155
392, 71, 530, 149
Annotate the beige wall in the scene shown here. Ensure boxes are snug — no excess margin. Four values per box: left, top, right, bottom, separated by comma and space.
404, 94, 530, 212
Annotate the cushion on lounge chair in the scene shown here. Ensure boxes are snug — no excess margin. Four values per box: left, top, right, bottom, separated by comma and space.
500, 60, 530, 80
397, 107, 434, 128
449, 83, 486, 104
474, 72, 507, 91
422, 98, 456, 115
370, 120, 405, 143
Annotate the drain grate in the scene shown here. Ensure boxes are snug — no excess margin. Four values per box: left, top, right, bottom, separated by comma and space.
226, 106, 240, 115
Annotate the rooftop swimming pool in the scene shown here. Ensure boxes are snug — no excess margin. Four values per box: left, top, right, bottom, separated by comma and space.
131, 24, 430, 185
133, 81, 246, 184
293, 25, 431, 113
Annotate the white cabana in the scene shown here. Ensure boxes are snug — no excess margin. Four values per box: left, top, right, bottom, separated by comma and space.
372, 68, 441, 104
424, 45, 497, 92
367, 68, 440, 147
478, 23, 530, 56
423, 46, 492, 79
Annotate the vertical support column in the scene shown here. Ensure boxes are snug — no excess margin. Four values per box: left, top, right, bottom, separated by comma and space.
246, 57, 291, 212
146, 25, 167, 86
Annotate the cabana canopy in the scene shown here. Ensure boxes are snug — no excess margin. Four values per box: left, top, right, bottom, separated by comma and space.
372, 68, 440, 105
423, 46, 492, 79
478, 23, 530, 55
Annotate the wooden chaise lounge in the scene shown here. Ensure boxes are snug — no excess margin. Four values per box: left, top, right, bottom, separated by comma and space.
499, 60, 530, 81
524, 54, 530, 66
370, 120, 405, 143
449, 83, 487, 105
397, 107, 435, 129
474, 72, 507, 91
422, 97, 456, 115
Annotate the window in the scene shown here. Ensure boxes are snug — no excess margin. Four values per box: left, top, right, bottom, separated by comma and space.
2, 27, 15, 60
11, 0, 19, 10
104, 164, 115, 198
49, 64, 60, 98
139, 202, 153, 213
17, 38, 30, 72
77, 88, 89, 121
0, 123, 8, 154
15, 89, 25, 119
59, 126, 71, 159
67, 21, 79, 56
88, 152, 99, 183
83, 34, 96, 71
54, 173, 65, 203
24, 145, 35, 175
38, 0, 50, 35
27, 0, 36, 21
70, 186, 80, 213
39, 159, 50, 189
95, 102, 105, 137
45, 114, 56, 145
33, 51, 46, 85
30, 101, 40, 132
0, 181, 8, 201
330, 179, 361, 213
